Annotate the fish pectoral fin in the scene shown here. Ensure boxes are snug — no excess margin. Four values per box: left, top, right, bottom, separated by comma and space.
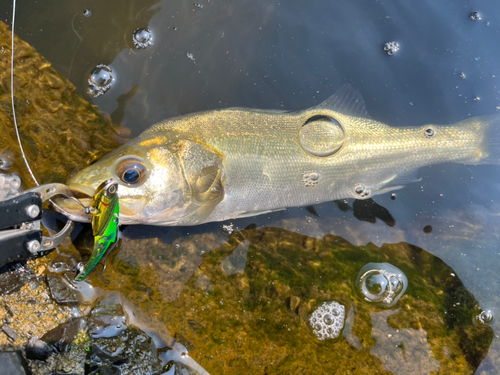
315, 83, 371, 119
373, 170, 422, 196
233, 208, 285, 219
373, 185, 406, 196
193, 165, 222, 202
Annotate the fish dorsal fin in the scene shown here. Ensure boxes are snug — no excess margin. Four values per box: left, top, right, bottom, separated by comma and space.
316, 83, 370, 119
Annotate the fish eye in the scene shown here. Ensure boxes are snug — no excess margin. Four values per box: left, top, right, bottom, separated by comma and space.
116, 158, 147, 185
424, 128, 435, 138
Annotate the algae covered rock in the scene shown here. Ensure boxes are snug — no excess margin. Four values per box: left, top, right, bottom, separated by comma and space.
0, 21, 126, 186
82, 225, 493, 374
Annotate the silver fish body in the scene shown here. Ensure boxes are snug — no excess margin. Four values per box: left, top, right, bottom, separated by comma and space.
59, 85, 500, 225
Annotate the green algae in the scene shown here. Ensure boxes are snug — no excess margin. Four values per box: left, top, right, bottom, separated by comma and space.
64, 225, 493, 374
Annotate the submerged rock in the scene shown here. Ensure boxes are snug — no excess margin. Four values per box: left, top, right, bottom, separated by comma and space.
0, 351, 31, 375
25, 337, 52, 361
85, 326, 162, 375
88, 226, 494, 374
46, 274, 80, 306
40, 318, 85, 353
2, 324, 19, 342
88, 294, 127, 339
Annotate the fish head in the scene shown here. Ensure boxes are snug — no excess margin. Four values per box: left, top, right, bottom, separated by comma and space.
57, 130, 225, 225
58, 133, 191, 224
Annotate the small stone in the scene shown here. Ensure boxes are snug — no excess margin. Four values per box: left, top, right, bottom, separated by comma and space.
0, 264, 36, 296
187, 319, 204, 334
41, 318, 85, 353
26, 336, 53, 361
174, 333, 195, 352
289, 296, 301, 312
46, 274, 80, 306
2, 323, 19, 341
0, 351, 31, 374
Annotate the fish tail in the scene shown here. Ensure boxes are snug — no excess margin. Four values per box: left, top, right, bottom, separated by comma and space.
479, 113, 500, 165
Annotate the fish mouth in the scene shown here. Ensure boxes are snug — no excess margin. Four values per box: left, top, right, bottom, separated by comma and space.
53, 184, 95, 223
54, 183, 148, 224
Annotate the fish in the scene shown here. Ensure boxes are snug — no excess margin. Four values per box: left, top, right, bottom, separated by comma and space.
76, 179, 119, 280
56, 84, 500, 226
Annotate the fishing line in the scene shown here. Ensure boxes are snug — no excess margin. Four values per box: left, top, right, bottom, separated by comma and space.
10, 0, 87, 218
10, 0, 39, 186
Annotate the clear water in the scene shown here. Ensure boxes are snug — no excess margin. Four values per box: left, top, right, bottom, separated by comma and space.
5, 0, 500, 372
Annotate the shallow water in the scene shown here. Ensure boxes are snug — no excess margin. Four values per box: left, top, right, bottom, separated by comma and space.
4, 0, 500, 373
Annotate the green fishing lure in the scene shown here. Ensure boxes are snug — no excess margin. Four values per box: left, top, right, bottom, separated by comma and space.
77, 179, 119, 281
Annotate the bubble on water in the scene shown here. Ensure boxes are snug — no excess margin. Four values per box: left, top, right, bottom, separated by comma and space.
48, 261, 73, 273
308, 301, 345, 340
299, 116, 344, 157
356, 263, 408, 307
222, 223, 234, 234
383, 41, 400, 55
88, 64, 114, 97
133, 28, 153, 49
302, 171, 320, 187
474, 309, 494, 325
354, 183, 370, 198
83, 9, 92, 17
470, 11, 482, 21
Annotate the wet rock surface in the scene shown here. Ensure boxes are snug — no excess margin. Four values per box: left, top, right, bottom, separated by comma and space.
0, 350, 32, 375
0, 263, 36, 296
25, 337, 52, 361
46, 274, 80, 306
88, 294, 127, 339
0, 257, 179, 374
41, 317, 85, 353
86, 327, 161, 375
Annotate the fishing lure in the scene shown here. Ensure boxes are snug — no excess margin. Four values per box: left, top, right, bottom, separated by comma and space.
77, 179, 119, 281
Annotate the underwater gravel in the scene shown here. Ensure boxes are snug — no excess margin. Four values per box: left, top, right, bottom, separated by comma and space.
0, 259, 75, 351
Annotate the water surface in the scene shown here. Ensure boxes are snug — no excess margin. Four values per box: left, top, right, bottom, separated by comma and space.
5, 0, 500, 372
